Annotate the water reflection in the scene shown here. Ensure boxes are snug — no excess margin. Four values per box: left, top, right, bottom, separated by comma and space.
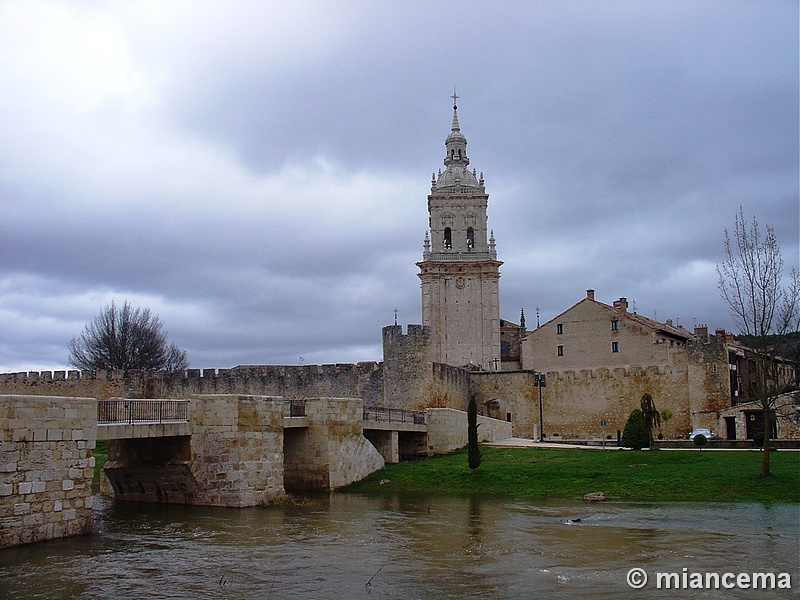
0, 494, 797, 599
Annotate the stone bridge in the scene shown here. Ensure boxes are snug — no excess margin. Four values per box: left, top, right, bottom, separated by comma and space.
1, 394, 511, 548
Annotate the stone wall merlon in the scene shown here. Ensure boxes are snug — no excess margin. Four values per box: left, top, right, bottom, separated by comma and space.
547, 365, 674, 380
0, 361, 383, 383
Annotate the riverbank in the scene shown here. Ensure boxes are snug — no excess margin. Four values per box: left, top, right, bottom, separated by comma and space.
343, 445, 800, 502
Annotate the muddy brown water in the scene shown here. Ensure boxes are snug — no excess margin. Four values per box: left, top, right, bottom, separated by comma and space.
0, 494, 797, 599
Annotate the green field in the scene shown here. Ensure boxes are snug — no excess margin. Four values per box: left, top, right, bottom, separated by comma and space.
92, 440, 108, 491
343, 446, 800, 503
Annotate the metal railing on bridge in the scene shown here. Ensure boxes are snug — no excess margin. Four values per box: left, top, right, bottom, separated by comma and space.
97, 399, 189, 425
363, 407, 425, 425
283, 399, 306, 418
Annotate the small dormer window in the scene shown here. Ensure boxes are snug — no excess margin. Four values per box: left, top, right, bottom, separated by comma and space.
444, 227, 452, 249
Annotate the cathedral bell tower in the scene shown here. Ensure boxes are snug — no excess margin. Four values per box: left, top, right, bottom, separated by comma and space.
417, 97, 502, 370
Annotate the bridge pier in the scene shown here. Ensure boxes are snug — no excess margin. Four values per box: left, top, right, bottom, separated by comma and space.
363, 429, 400, 463
0, 395, 96, 548
189, 394, 285, 506
284, 397, 384, 490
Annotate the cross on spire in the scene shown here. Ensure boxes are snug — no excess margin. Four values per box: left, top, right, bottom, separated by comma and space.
451, 88, 459, 109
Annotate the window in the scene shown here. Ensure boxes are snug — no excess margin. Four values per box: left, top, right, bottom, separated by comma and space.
557, 345, 564, 356
611, 319, 619, 331
466, 227, 474, 248
443, 227, 452, 249
556, 323, 563, 334
612, 341, 619, 353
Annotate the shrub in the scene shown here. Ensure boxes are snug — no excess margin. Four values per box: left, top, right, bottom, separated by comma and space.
752, 430, 765, 448
621, 409, 650, 450
693, 433, 708, 450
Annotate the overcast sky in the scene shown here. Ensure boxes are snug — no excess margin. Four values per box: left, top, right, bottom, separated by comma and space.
1, 0, 797, 372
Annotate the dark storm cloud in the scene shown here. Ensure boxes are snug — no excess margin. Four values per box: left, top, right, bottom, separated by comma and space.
0, 0, 796, 371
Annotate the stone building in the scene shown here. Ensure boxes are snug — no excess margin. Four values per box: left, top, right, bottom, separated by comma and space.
521, 291, 693, 373
500, 311, 527, 371
417, 97, 502, 371
518, 290, 696, 439
517, 289, 798, 440
689, 327, 799, 440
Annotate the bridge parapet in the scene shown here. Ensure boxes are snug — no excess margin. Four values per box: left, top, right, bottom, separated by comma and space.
96, 399, 191, 440
363, 406, 425, 425
98, 399, 189, 424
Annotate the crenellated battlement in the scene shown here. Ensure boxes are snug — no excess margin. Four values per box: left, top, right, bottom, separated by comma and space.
0, 362, 384, 404
544, 364, 678, 382
382, 324, 431, 340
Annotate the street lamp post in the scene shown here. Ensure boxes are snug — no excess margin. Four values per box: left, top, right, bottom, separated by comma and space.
534, 372, 546, 442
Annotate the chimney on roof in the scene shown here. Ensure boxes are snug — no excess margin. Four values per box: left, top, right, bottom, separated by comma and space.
586, 289, 595, 301
694, 325, 709, 341
715, 329, 735, 344
613, 297, 628, 314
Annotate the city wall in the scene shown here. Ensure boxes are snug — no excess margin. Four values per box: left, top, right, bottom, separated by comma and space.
425, 408, 512, 454
0, 363, 384, 405
470, 370, 537, 438
382, 324, 473, 412
539, 366, 693, 440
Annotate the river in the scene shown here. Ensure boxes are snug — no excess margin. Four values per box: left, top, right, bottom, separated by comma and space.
1, 494, 797, 599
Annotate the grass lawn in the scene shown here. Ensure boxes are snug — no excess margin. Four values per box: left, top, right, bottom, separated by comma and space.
343, 445, 800, 503
92, 440, 108, 491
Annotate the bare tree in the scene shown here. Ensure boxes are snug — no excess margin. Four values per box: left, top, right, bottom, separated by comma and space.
69, 300, 189, 372
717, 207, 800, 477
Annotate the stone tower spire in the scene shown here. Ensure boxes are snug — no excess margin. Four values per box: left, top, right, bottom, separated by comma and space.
417, 98, 502, 370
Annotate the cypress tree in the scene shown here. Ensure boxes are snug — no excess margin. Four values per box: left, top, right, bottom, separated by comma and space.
467, 395, 482, 470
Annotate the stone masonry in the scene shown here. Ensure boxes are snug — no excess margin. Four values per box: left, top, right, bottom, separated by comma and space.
103, 394, 286, 507
188, 394, 285, 506
425, 408, 512, 455
284, 397, 384, 490
0, 364, 384, 405
0, 395, 96, 548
